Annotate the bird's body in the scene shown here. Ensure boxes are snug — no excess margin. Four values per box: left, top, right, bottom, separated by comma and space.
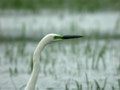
24, 34, 83, 90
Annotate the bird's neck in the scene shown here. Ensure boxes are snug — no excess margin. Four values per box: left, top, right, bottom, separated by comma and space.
25, 41, 46, 90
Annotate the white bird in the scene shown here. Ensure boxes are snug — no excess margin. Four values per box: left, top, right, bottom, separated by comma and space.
24, 33, 83, 90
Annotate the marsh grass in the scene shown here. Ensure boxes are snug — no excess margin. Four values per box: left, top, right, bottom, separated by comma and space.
9, 66, 18, 76
102, 78, 107, 90
17, 41, 26, 56
118, 79, 120, 90
95, 44, 107, 70
85, 42, 91, 69
28, 54, 33, 74
21, 24, 26, 41
65, 83, 69, 90
94, 78, 107, 90
114, 15, 120, 32
0, 0, 120, 11
0, 34, 120, 90
0, 20, 120, 41
95, 80, 100, 90
92, 49, 96, 70
0, 24, 2, 41
0, 5, 119, 89
112, 86, 115, 90
85, 73, 89, 90
75, 81, 82, 90
5, 43, 15, 64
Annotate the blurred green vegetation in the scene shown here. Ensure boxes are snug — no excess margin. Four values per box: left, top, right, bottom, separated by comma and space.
0, 0, 120, 11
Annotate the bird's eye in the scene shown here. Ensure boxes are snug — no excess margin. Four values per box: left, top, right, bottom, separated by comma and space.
54, 35, 63, 40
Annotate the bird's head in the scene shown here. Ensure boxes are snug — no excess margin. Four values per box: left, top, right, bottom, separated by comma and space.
41, 33, 83, 45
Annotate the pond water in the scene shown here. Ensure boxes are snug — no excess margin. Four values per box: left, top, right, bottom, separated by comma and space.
0, 11, 120, 39
0, 39, 120, 90
0, 11, 120, 90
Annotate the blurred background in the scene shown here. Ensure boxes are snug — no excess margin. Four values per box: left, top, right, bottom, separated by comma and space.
0, 0, 120, 90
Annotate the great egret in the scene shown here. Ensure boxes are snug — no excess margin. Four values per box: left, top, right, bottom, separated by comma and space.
24, 33, 83, 90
